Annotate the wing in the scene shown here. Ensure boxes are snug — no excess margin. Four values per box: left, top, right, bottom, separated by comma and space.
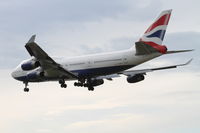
120, 59, 192, 76
94, 74, 121, 80
95, 59, 192, 80
25, 35, 78, 79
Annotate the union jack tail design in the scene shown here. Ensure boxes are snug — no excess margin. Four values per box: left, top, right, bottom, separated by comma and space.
139, 9, 172, 54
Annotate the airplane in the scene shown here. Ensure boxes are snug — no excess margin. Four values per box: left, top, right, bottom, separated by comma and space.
11, 9, 193, 92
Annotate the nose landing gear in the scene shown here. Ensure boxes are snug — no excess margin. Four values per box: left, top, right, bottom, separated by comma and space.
24, 88, 29, 92
23, 82, 29, 92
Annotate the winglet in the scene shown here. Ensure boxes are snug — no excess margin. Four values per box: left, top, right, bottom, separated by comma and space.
183, 58, 193, 66
176, 58, 193, 67
27, 35, 36, 44
25, 35, 36, 56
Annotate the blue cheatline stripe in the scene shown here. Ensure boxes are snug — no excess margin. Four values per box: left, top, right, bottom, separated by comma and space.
15, 76, 27, 81
71, 65, 134, 78
15, 65, 134, 82
146, 30, 166, 41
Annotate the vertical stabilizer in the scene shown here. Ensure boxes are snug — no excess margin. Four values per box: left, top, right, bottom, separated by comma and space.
136, 10, 172, 55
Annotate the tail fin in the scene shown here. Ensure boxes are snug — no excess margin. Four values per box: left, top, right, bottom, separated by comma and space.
136, 9, 172, 55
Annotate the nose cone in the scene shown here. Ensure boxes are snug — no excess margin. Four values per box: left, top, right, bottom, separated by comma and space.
11, 70, 17, 79
11, 66, 27, 81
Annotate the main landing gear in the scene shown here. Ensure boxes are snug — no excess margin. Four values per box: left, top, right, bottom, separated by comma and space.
88, 85, 94, 91
59, 78, 94, 91
59, 79, 67, 88
86, 79, 94, 91
24, 82, 29, 92
22, 79, 94, 92
74, 78, 94, 91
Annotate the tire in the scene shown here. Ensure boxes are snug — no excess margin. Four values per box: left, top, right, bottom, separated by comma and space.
24, 88, 29, 92
88, 86, 94, 91
63, 84, 67, 88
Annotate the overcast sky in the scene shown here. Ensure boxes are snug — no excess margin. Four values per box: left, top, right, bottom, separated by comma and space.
0, 0, 200, 133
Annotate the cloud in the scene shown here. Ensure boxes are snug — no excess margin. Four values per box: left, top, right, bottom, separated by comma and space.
0, 0, 154, 33
36, 129, 52, 133
64, 113, 147, 132
45, 98, 132, 116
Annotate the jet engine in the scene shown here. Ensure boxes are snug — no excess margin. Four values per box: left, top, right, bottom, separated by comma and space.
127, 74, 145, 83
27, 71, 44, 80
21, 58, 40, 71
91, 79, 104, 86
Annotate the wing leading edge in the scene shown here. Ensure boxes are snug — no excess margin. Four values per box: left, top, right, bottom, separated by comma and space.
95, 59, 192, 80
25, 35, 78, 79
120, 59, 192, 76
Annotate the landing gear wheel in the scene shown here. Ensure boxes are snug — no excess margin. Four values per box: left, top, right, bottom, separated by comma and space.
88, 86, 94, 91
86, 78, 94, 91
61, 83, 67, 88
74, 82, 78, 86
63, 84, 67, 88
24, 88, 29, 92
59, 79, 67, 88
23, 82, 29, 92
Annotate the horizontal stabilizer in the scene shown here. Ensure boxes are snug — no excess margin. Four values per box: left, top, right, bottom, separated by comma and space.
166, 49, 194, 54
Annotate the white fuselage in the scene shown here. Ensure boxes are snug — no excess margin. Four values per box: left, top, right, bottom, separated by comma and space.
11, 47, 161, 82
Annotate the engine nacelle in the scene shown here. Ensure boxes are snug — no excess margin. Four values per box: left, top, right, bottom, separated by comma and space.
27, 71, 44, 80
127, 74, 145, 83
21, 58, 40, 71
91, 79, 104, 86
